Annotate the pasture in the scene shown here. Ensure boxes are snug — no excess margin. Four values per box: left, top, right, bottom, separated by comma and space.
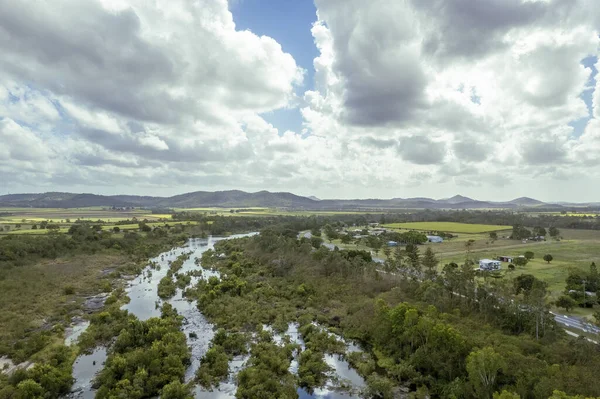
430, 228, 600, 320
383, 221, 511, 234
0, 207, 185, 235
176, 207, 394, 217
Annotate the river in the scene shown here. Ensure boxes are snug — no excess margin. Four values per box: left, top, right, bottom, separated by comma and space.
66, 233, 365, 398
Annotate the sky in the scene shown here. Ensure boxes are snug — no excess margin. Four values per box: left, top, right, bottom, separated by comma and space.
1, 0, 600, 202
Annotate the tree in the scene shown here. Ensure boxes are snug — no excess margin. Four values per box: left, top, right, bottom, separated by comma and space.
588, 262, 599, 292
405, 244, 421, 276
511, 225, 531, 240
549, 226, 560, 237
113, 226, 121, 233
555, 295, 577, 312
465, 239, 475, 252
514, 257, 528, 267
514, 274, 537, 296
138, 222, 152, 232
160, 380, 193, 399
16, 379, 45, 398
524, 251, 534, 260
533, 226, 547, 237
466, 347, 504, 399
489, 232, 498, 241
543, 254, 553, 264
382, 246, 391, 259
310, 236, 323, 249
508, 264, 515, 271
340, 234, 352, 244
493, 391, 521, 399
421, 247, 438, 280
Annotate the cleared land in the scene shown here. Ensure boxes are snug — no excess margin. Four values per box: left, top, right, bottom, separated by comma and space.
383, 221, 511, 233
427, 228, 600, 320
0, 208, 181, 235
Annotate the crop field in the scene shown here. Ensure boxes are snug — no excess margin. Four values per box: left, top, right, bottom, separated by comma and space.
0, 207, 170, 222
0, 207, 180, 235
175, 207, 398, 217
3, 221, 198, 235
383, 221, 511, 234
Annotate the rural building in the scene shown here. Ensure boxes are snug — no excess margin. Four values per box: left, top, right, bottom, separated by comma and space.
387, 241, 398, 247
479, 259, 502, 270
370, 228, 387, 235
427, 235, 444, 243
498, 256, 513, 262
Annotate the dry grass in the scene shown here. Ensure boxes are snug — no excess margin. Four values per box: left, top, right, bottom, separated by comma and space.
0, 254, 131, 355
383, 222, 511, 234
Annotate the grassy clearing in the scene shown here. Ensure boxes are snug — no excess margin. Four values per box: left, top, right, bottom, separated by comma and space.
6, 227, 71, 235
0, 207, 169, 223
383, 221, 511, 234
429, 229, 600, 320
175, 207, 401, 217
0, 254, 130, 360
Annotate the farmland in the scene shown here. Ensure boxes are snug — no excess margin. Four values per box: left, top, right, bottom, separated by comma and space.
383, 221, 511, 233
428, 229, 600, 316
176, 207, 393, 217
0, 207, 180, 236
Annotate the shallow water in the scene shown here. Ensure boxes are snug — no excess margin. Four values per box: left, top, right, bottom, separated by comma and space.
64, 321, 90, 347
67, 233, 365, 398
66, 347, 107, 399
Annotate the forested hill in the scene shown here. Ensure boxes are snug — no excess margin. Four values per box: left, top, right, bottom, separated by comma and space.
0, 190, 580, 209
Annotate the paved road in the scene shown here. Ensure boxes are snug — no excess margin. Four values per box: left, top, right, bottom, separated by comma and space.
551, 311, 600, 334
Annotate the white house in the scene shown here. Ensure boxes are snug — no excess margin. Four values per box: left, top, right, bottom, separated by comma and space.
427, 235, 444, 243
479, 259, 501, 270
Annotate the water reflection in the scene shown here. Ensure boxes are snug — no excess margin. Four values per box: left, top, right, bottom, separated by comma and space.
67, 232, 365, 399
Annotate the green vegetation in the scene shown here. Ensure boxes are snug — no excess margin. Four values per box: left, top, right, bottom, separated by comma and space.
93, 303, 192, 398
157, 253, 192, 299
0, 345, 75, 398
196, 329, 249, 389
236, 334, 298, 398
383, 222, 510, 234
3, 207, 600, 398
185, 228, 600, 398
0, 225, 188, 363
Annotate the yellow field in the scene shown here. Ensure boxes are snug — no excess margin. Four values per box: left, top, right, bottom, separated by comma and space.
383, 222, 511, 234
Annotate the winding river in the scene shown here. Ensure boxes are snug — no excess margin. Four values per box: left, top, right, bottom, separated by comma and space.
66, 234, 365, 398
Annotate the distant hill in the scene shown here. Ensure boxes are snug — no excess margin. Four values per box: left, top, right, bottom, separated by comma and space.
0, 190, 568, 210
442, 195, 475, 204
506, 197, 545, 206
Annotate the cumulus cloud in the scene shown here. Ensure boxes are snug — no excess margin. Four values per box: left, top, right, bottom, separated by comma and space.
397, 136, 447, 165
1, 0, 600, 201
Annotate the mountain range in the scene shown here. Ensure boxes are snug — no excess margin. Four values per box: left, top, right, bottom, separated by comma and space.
0, 191, 592, 210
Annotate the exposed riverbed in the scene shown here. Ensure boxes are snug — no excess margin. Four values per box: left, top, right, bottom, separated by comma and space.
66, 234, 366, 398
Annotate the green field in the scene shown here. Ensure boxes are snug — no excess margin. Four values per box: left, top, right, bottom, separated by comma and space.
176, 207, 393, 217
4, 221, 198, 235
383, 221, 511, 234
428, 229, 600, 320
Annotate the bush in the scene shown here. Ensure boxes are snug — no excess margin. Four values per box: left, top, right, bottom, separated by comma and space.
63, 285, 75, 295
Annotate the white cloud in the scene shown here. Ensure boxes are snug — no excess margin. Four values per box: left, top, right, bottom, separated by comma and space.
1, 0, 600, 201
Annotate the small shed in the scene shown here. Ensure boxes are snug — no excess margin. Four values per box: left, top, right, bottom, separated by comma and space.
427, 235, 444, 243
498, 256, 513, 262
387, 241, 398, 247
